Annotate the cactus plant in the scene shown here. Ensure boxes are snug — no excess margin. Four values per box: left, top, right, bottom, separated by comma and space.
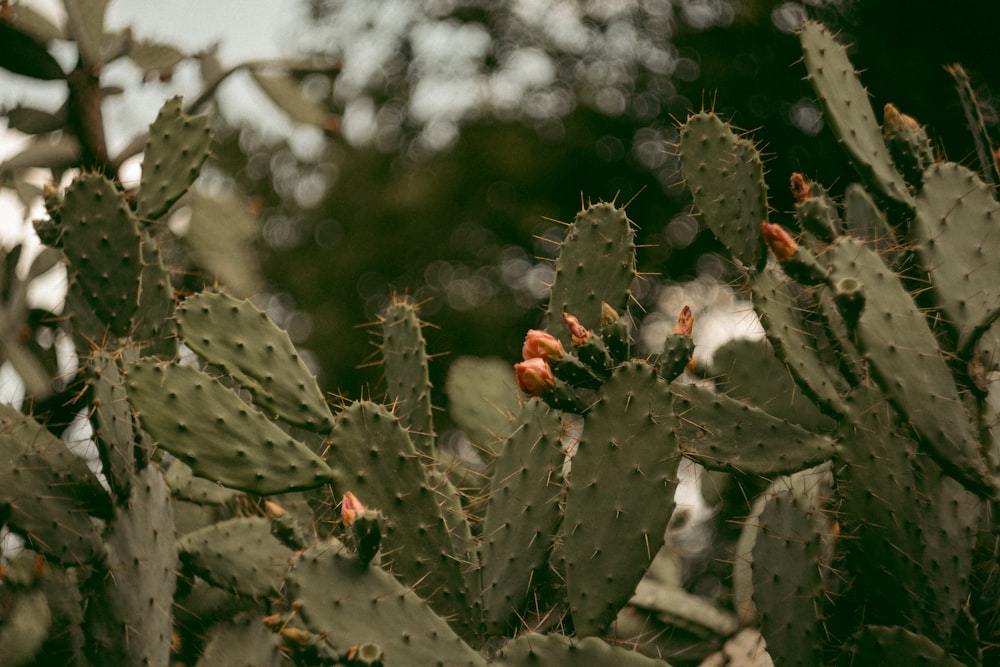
3, 12, 1000, 667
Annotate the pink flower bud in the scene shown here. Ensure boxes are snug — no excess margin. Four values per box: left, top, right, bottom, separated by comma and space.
561, 312, 592, 346
673, 305, 694, 337
341, 491, 365, 526
760, 222, 798, 263
522, 329, 565, 362
514, 357, 556, 396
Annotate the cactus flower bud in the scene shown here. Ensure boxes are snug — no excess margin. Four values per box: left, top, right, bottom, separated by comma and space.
561, 312, 592, 346
341, 491, 365, 526
673, 305, 694, 337
883, 102, 920, 135
514, 357, 557, 396
522, 329, 565, 362
790, 172, 813, 204
760, 222, 798, 263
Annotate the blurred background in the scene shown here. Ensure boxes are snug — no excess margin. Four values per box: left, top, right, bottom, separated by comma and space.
2, 0, 998, 413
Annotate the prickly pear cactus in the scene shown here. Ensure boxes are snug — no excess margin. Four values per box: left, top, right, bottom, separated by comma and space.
4, 14, 1000, 667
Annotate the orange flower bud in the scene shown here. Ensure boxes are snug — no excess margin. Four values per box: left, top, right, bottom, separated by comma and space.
561, 312, 592, 346
522, 329, 565, 362
514, 357, 556, 396
883, 103, 920, 135
673, 305, 694, 337
341, 491, 365, 526
790, 173, 812, 204
760, 222, 798, 263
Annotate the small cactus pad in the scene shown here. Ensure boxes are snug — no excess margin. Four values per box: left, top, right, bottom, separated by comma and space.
86, 348, 136, 500
289, 542, 486, 666
799, 21, 913, 208
798, 20, 913, 209
749, 269, 849, 417
562, 362, 680, 636
492, 633, 670, 666
58, 172, 143, 337
126, 360, 335, 495
912, 162, 1000, 354
829, 237, 998, 497
132, 231, 177, 358
546, 201, 635, 346
136, 95, 212, 221
679, 111, 768, 271
325, 401, 475, 641
480, 398, 565, 635
379, 299, 435, 455
176, 292, 333, 432
178, 516, 294, 598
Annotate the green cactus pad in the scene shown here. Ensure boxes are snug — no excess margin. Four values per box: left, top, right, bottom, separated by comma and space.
849, 625, 967, 667
546, 201, 636, 346
837, 385, 980, 642
87, 348, 136, 499
746, 470, 830, 667
492, 633, 671, 666
886, 126, 935, 190
657, 333, 694, 382
749, 269, 849, 417
99, 465, 178, 667
913, 162, 1000, 355
288, 541, 486, 666
176, 292, 333, 432
795, 195, 840, 245
798, 20, 913, 209
678, 112, 768, 271
829, 237, 998, 497
480, 398, 566, 636
562, 362, 680, 637
326, 400, 476, 641
709, 338, 834, 432
132, 231, 177, 358
0, 403, 108, 564
58, 172, 143, 338
672, 382, 837, 476
136, 95, 212, 221
178, 516, 293, 597
126, 360, 335, 495
195, 615, 283, 667
380, 300, 435, 455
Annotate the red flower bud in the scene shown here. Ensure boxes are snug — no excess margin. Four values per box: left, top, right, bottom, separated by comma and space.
760, 222, 798, 263
341, 491, 365, 526
561, 312, 592, 346
790, 173, 813, 204
673, 305, 694, 337
514, 357, 556, 396
522, 329, 565, 362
